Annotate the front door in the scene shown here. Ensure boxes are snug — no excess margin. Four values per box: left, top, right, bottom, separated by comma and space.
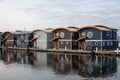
81, 41, 86, 50
56, 41, 59, 49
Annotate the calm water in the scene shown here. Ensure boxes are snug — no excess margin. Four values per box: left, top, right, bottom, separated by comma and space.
0, 50, 120, 80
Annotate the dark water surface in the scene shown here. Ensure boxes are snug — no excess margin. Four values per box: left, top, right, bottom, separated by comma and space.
0, 49, 120, 80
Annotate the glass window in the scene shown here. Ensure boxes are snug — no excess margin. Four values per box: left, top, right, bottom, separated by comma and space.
106, 32, 109, 36
66, 41, 69, 45
107, 42, 109, 46
56, 32, 59, 37
111, 41, 113, 46
61, 41, 63, 45
103, 41, 105, 46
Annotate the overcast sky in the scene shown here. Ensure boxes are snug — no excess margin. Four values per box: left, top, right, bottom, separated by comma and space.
0, 0, 120, 32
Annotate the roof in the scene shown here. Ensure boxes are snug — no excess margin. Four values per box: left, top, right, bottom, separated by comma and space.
50, 37, 59, 42
77, 25, 114, 32
29, 37, 38, 42
52, 27, 78, 32
13, 31, 32, 35
32, 29, 46, 33
77, 26, 102, 32
76, 37, 86, 42
3, 31, 12, 35
45, 28, 53, 33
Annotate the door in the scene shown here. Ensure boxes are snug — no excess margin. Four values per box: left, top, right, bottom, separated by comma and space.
81, 42, 85, 50
56, 41, 59, 49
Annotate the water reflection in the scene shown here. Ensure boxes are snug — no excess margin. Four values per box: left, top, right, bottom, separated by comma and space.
47, 53, 72, 75
0, 49, 117, 78
72, 55, 117, 77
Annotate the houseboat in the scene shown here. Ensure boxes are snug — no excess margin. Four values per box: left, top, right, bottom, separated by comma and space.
77, 25, 118, 51
15, 30, 33, 48
32, 29, 47, 49
50, 26, 79, 49
2, 31, 14, 47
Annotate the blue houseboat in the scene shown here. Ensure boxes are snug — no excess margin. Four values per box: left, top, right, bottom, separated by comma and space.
77, 25, 118, 51
15, 30, 33, 48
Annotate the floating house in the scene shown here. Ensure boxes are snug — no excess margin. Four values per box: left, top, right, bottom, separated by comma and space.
15, 30, 33, 48
77, 25, 118, 51
45, 28, 54, 49
2, 31, 14, 47
50, 26, 79, 49
32, 29, 47, 49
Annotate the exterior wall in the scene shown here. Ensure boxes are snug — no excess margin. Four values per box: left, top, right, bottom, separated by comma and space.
16, 32, 32, 48
80, 28, 101, 40
79, 28, 101, 51
102, 41, 118, 51
102, 30, 118, 50
33, 31, 47, 49
28, 33, 34, 47
72, 32, 79, 49
47, 33, 54, 49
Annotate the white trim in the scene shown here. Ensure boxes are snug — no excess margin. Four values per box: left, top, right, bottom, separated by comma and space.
59, 39, 72, 41
7, 40, 14, 41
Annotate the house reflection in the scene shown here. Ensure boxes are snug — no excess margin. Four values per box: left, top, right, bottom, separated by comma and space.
0, 50, 117, 77
47, 53, 72, 75
0, 50, 46, 66
72, 55, 117, 77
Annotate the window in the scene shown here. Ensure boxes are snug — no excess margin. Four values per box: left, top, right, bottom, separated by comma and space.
56, 32, 59, 37
103, 42, 105, 46
111, 42, 113, 46
95, 41, 98, 46
87, 31, 93, 38
60, 32, 65, 38
61, 41, 63, 45
81, 32, 86, 37
107, 42, 109, 46
106, 32, 109, 36
66, 41, 69, 45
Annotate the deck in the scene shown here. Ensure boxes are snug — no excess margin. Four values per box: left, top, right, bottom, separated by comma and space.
0, 47, 120, 56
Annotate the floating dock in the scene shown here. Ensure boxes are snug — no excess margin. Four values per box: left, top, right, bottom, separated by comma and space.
0, 47, 120, 56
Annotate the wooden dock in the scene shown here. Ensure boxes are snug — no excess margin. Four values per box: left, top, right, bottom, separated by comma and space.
0, 47, 120, 56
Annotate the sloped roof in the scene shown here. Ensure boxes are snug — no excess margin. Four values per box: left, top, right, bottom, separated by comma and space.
32, 29, 46, 33
77, 26, 102, 32
52, 27, 78, 32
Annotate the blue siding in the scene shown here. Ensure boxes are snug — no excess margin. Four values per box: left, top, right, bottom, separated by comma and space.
80, 28, 101, 40
102, 31, 111, 40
